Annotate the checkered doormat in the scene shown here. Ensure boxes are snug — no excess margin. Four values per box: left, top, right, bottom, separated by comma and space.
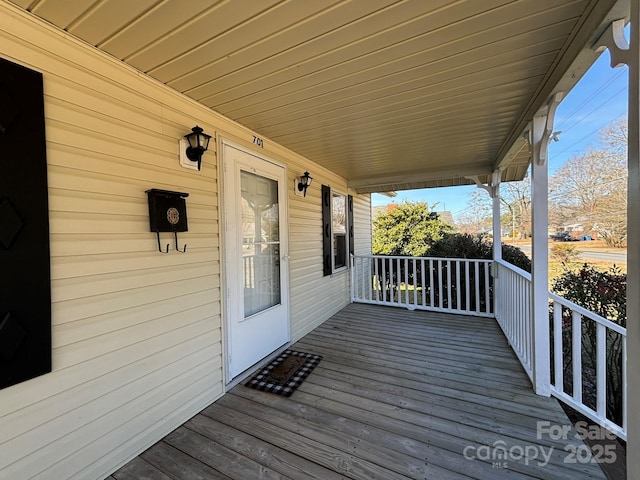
245, 350, 322, 397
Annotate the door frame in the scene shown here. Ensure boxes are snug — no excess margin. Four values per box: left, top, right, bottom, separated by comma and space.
219, 137, 291, 385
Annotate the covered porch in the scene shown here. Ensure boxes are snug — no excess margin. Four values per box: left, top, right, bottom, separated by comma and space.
1, 1, 637, 478
110, 303, 608, 480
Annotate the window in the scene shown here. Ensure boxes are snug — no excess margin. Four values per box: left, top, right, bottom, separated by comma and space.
332, 192, 347, 269
322, 185, 354, 276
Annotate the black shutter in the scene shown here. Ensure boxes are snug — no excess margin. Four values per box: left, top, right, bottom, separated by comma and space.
322, 185, 332, 276
0, 58, 52, 390
348, 195, 354, 260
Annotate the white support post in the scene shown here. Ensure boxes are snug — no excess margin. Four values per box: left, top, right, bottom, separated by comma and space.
595, 14, 635, 467
491, 172, 502, 317
529, 93, 562, 396
465, 172, 502, 316
491, 170, 503, 263
626, 6, 639, 474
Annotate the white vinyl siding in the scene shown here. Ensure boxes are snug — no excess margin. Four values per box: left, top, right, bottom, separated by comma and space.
352, 192, 373, 256
0, 7, 224, 480
0, 4, 371, 480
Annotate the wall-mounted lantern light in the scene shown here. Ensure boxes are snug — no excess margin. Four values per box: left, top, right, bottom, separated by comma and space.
180, 125, 211, 171
295, 171, 313, 197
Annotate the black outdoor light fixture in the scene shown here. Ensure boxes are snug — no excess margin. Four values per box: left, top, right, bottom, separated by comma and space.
183, 125, 211, 171
297, 171, 313, 197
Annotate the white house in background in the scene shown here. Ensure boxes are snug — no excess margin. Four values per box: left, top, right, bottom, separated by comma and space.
0, 1, 638, 479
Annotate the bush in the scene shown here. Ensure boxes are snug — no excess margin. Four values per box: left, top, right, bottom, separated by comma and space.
550, 243, 581, 264
501, 243, 532, 273
552, 264, 626, 325
428, 233, 531, 272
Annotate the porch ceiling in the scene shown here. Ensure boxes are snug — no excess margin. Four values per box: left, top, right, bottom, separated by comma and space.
11, 0, 627, 193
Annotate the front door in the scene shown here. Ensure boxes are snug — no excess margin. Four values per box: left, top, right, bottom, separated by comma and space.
223, 141, 289, 380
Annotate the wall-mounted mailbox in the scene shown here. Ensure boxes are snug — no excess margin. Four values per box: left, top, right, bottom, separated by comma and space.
146, 189, 189, 253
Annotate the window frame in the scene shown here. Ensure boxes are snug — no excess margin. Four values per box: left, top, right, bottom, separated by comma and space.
331, 190, 348, 272
322, 185, 354, 276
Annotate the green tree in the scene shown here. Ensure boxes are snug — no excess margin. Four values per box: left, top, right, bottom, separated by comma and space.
372, 201, 453, 256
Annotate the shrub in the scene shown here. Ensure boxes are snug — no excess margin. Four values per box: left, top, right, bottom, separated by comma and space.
552, 264, 626, 325
428, 233, 531, 272
501, 243, 532, 273
550, 243, 581, 265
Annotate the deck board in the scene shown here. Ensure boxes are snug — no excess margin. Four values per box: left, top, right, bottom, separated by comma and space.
111, 303, 606, 480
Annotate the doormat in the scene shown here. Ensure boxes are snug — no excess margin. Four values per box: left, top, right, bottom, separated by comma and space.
245, 350, 322, 397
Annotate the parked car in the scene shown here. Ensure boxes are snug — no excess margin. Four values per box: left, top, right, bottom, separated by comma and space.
550, 232, 575, 241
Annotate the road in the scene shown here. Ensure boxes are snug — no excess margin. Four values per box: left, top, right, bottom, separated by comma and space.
517, 244, 626, 264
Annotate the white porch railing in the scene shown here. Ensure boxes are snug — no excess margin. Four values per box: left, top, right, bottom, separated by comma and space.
494, 262, 627, 440
549, 293, 627, 440
350, 254, 493, 317
494, 259, 533, 382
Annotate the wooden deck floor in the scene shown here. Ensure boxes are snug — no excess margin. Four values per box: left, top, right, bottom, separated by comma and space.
110, 303, 606, 480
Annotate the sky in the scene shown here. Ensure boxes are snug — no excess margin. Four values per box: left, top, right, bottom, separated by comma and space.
371, 47, 630, 220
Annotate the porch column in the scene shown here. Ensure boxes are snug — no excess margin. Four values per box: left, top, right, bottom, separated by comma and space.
465, 172, 502, 315
491, 173, 503, 318
529, 93, 562, 396
492, 170, 502, 263
627, 4, 640, 472
595, 13, 636, 466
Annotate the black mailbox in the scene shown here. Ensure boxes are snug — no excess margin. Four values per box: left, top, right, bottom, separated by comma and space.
146, 189, 189, 252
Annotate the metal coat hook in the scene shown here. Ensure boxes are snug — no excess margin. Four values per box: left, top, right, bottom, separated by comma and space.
156, 232, 169, 253
174, 232, 187, 253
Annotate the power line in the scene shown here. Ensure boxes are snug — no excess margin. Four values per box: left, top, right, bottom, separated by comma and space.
550, 110, 627, 161
555, 70, 626, 130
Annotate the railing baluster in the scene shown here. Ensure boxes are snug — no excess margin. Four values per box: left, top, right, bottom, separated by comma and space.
446, 260, 452, 309
395, 257, 400, 304
474, 262, 480, 314
421, 258, 426, 307
553, 301, 563, 393
404, 257, 409, 306
455, 260, 461, 311
438, 259, 443, 309
484, 261, 490, 314
395, 258, 400, 304
572, 311, 582, 404
596, 323, 606, 417
412, 257, 418, 306
362, 257, 366, 301
465, 261, 470, 311
382, 258, 387, 303
429, 259, 434, 307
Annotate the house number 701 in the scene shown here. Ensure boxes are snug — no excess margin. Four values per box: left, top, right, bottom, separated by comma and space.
252, 136, 264, 148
